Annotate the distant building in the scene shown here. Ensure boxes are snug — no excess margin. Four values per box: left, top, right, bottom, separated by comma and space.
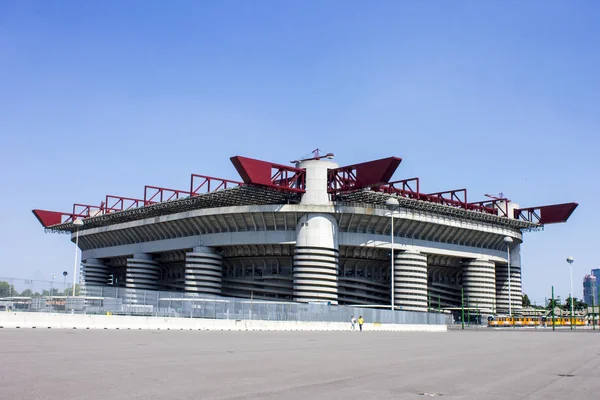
583, 275, 597, 305
591, 269, 600, 294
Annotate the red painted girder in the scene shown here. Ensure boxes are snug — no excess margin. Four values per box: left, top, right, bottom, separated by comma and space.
32, 203, 104, 227
32, 209, 71, 227
374, 177, 420, 199
468, 199, 506, 216
72, 203, 105, 220
105, 195, 145, 213
190, 174, 242, 195
514, 202, 578, 224
230, 156, 306, 193
466, 202, 498, 215
425, 189, 468, 209
328, 157, 402, 193
144, 186, 191, 205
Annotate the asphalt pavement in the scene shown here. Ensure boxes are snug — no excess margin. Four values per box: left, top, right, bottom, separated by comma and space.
1, 328, 598, 399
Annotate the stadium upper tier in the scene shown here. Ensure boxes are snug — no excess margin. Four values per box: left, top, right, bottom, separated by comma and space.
34, 154, 577, 233
32, 153, 578, 312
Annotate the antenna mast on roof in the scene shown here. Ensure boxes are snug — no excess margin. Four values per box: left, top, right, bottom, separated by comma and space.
290, 149, 335, 164
485, 193, 509, 201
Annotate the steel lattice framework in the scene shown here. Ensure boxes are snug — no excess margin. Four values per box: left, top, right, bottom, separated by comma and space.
33, 154, 578, 233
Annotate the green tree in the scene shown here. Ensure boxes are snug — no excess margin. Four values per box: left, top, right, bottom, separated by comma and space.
562, 296, 572, 311
20, 289, 33, 297
547, 298, 561, 310
575, 298, 588, 310
0, 281, 18, 297
522, 294, 532, 307
563, 296, 588, 311
63, 284, 81, 296
41, 288, 61, 296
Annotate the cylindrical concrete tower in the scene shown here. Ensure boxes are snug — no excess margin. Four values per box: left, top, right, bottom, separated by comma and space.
184, 246, 223, 296
126, 253, 160, 303
510, 266, 523, 311
496, 266, 523, 313
462, 259, 496, 313
293, 158, 340, 304
81, 258, 110, 297
296, 159, 338, 206
496, 242, 523, 313
394, 251, 428, 312
294, 214, 339, 304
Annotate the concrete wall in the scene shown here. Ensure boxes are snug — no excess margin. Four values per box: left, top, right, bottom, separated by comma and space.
83, 229, 511, 263
0, 312, 447, 332
80, 203, 521, 261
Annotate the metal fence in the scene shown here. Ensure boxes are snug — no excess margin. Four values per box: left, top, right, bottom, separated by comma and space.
0, 278, 446, 325
0, 276, 73, 298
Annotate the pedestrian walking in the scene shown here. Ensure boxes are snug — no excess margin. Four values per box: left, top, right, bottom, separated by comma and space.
358, 316, 364, 331
350, 315, 356, 331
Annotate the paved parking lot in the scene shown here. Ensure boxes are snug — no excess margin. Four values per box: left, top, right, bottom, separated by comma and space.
1, 329, 599, 399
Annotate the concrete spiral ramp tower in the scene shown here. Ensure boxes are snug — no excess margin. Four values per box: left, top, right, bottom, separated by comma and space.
184, 246, 223, 296
496, 265, 523, 313
462, 259, 496, 313
293, 158, 340, 304
81, 258, 109, 297
126, 253, 160, 303
394, 251, 428, 312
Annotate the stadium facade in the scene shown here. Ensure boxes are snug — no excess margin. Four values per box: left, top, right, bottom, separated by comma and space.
33, 152, 577, 313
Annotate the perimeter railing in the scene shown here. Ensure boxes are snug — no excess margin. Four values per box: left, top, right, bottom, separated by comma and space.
0, 278, 446, 325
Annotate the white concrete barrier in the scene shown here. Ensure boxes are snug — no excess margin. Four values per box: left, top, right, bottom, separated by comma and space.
0, 312, 447, 332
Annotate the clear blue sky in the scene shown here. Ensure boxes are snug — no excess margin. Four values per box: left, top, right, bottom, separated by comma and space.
1, 1, 598, 304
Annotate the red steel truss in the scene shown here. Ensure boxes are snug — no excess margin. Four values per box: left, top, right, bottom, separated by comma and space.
425, 189, 468, 209
32, 203, 105, 227
514, 203, 578, 224
190, 174, 242, 196
230, 156, 306, 193
33, 173, 242, 227
105, 195, 145, 213
375, 181, 495, 214
328, 157, 402, 193
468, 198, 507, 217
374, 178, 420, 200
33, 209, 79, 227
31, 153, 578, 228
144, 186, 191, 205
72, 203, 105, 219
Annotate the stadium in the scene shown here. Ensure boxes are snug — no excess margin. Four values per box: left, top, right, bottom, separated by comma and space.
33, 151, 577, 314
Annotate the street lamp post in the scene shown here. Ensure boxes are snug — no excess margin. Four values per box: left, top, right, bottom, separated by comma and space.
567, 256, 575, 330
72, 219, 84, 297
503, 236, 513, 316
386, 197, 400, 311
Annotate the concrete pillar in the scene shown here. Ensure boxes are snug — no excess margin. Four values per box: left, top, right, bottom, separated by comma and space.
81, 258, 110, 297
126, 253, 160, 303
496, 264, 523, 313
293, 158, 340, 304
462, 259, 496, 313
185, 246, 222, 296
394, 251, 428, 312
296, 159, 338, 206
496, 242, 523, 313
293, 214, 339, 304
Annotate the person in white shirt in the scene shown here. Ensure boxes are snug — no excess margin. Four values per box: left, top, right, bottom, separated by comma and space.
350, 315, 357, 331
